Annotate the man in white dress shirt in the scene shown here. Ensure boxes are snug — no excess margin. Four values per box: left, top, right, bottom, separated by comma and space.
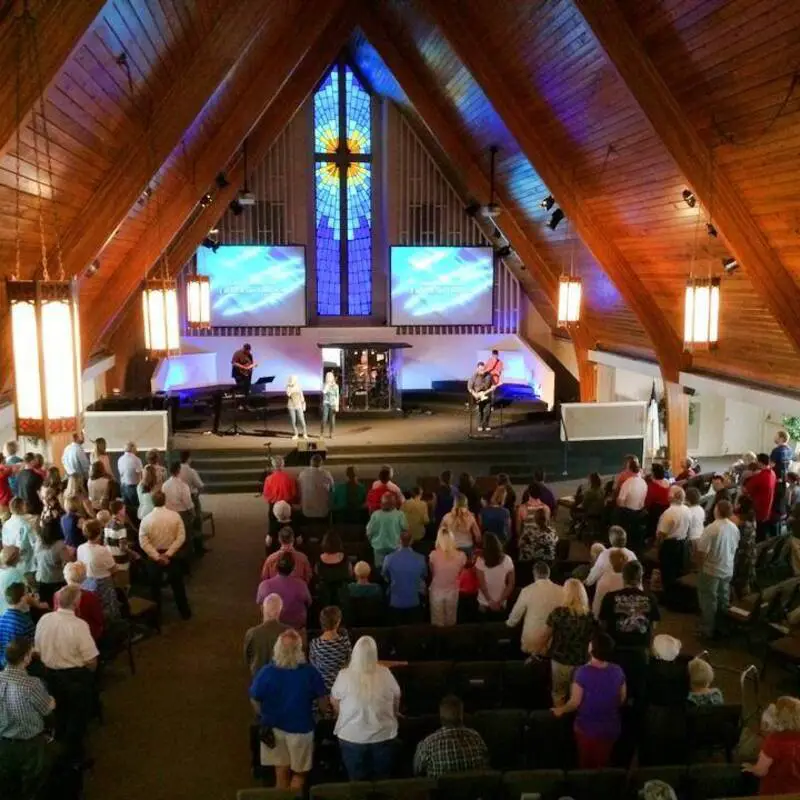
35, 585, 98, 766
616, 458, 648, 553
138, 490, 191, 619
585, 526, 637, 586
116, 441, 143, 512
657, 485, 691, 593
61, 433, 90, 499
179, 450, 205, 543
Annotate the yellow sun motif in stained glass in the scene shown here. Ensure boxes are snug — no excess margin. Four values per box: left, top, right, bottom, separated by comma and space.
347, 162, 369, 187
318, 126, 339, 154
347, 129, 368, 155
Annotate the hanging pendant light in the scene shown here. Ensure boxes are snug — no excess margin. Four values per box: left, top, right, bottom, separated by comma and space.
557, 275, 582, 326
185, 274, 211, 330
684, 278, 720, 349
7, 4, 82, 439
557, 215, 582, 327
683, 161, 720, 351
142, 278, 181, 356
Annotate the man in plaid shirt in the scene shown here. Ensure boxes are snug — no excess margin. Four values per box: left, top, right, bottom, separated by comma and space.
413, 695, 489, 778
0, 638, 56, 795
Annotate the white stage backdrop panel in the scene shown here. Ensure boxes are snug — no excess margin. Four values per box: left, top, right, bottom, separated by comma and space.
196, 245, 306, 327
84, 411, 169, 452
561, 402, 647, 443
390, 246, 494, 325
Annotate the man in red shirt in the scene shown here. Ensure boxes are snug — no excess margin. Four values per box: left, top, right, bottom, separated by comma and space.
260, 528, 312, 583
0, 454, 21, 522
262, 457, 297, 506
744, 453, 777, 540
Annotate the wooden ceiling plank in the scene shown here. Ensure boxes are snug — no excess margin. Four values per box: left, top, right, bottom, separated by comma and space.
87, 0, 357, 352
358, 5, 596, 353
0, 0, 106, 165
426, 0, 683, 378
575, 0, 800, 359
57, 0, 280, 284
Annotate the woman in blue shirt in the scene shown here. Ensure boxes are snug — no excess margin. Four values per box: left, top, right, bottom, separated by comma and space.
320, 372, 340, 439
250, 629, 327, 792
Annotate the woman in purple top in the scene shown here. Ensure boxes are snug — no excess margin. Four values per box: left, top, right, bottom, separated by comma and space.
552, 631, 626, 769
256, 553, 312, 629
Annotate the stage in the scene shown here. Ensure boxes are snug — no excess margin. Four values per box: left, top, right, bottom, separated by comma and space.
171, 401, 641, 494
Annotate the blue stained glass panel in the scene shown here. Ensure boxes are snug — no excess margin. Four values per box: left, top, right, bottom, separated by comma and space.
344, 66, 371, 155
315, 162, 341, 315
314, 67, 339, 154
347, 162, 371, 315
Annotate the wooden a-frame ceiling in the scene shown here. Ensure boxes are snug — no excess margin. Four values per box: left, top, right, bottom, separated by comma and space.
2, 0, 800, 393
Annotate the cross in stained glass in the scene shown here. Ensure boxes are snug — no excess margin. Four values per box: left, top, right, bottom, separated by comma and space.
314, 60, 372, 316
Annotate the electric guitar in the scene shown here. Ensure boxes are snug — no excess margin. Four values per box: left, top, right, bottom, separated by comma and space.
471, 385, 497, 402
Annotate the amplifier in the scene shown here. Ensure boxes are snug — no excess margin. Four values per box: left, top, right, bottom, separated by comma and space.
285, 438, 328, 466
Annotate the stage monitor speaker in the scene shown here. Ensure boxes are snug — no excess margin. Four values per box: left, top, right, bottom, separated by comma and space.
285, 439, 328, 467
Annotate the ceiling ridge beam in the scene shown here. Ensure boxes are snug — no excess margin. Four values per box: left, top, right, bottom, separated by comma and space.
0, 0, 106, 164
92, 0, 358, 352
426, 0, 685, 380
574, 0, 800, 359
56, 0, 280, 283
358, 6, 596, 353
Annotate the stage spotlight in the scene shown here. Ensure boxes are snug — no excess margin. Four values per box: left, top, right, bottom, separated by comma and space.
215, 172, 230, 189
540, 194, 555, 211
706, 223, 718, 238
199, 193, 213, 209
84, 259, 100, 278
201, 237, 220, 253
464, 202, 481, 218
548, 208, 565, 230
682, 189, 696, 208
228, 198, 244, 216
496, 245, 512, 259
722, 257, 739, 274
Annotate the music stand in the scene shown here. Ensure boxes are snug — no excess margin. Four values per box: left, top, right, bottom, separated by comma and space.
250, 375, 276, 436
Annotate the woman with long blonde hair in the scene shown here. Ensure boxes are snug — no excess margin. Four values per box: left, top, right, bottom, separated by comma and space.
286, 375, 308, 440
320, 371, 339, 439
438, 493, 481, 555
429, 529, 467, 626
249, 629, 327, 792
541, 578, 596, 705
331, 635, 401, 781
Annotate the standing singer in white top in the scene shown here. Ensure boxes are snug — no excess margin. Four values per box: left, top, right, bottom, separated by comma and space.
286, 376, 308, 441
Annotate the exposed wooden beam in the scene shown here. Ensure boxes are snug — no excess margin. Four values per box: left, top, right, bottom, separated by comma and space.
576, 346, 598, 402
575, 0, 800, 359
358, 6, 596, 354
57, 0, 278, 284
0, 0, 106, 164
94, 1, 358, 353
427, 0, 685, 380
663, 378, 688, 467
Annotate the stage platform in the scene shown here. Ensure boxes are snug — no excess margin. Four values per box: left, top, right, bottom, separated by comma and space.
172, 407, 641, 494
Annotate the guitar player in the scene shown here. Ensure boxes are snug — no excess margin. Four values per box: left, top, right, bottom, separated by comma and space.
231, 342, 257, 407
468, 361, 497, 432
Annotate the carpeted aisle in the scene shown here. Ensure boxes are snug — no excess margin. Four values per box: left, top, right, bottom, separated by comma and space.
85, 494, 267, 800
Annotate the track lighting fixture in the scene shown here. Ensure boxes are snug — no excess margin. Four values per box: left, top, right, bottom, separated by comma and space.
540, 195, 555, 211
722, 257, 739, 274
548, 208, 565, 230
215, 172, 230, 189
496, 246, 512, 259
201, 237, 220, 253
682, 189, 696, 208
84, 259, 100, 278
228, 198, 244, 216
199, 193, 213, 209
706, 223, 718, 238
464, 202, 481, 218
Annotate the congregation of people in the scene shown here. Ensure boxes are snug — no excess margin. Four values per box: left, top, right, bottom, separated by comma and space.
0, 435, 210, 798
248, 439, 800, 796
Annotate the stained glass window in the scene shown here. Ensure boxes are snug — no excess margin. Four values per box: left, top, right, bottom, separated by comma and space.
314, 63, 372, 316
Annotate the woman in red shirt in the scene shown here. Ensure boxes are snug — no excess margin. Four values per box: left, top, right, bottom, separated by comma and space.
744, 696, 800, 795
645, 463, 671, 508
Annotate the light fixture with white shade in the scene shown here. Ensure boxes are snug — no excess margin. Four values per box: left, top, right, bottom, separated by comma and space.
683, 278, 720, 349
143, 278, 181, 357
557, 215, 582, 327
6, 7, 82, 440
186, 273, 211, 330
558, 275, 582, 326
